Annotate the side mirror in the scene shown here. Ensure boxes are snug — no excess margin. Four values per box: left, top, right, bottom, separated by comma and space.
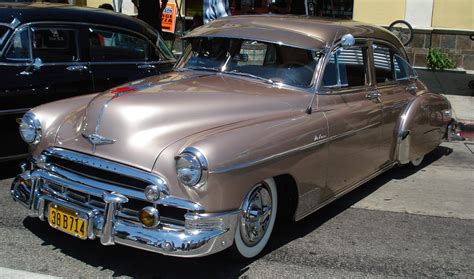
32, 57, 43, 71
19, 57, 43, 76
340, 34, 355, 48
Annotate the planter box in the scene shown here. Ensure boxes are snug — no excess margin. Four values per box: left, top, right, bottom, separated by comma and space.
416, 68, 474, 96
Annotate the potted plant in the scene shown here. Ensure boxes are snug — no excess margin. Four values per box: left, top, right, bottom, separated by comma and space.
416, 49, 473, 97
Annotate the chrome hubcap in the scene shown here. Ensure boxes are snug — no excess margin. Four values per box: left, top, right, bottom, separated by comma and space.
240, 183, 273, 246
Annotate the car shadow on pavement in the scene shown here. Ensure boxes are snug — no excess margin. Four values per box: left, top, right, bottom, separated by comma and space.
21, 146, 453, 278
0, 160, 22, 180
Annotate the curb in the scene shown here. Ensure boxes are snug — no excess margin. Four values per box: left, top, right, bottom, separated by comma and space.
459, 121, 474, 139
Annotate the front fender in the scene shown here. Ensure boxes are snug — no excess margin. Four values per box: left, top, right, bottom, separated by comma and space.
153, 111, 328, 212
395, 93, 451, 164
28, 93, 98, 157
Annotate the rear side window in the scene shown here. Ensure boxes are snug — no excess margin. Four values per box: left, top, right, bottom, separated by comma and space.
393, 54, 416, 81
373, 44, 394, 84
88, 28, 148, 62
31, 28, 79, 62
322, 46, 367, 88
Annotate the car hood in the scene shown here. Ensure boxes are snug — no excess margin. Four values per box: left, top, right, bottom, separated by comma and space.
55, 71, 311, 172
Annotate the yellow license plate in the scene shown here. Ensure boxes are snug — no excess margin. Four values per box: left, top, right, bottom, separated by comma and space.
48, 204, 88, 239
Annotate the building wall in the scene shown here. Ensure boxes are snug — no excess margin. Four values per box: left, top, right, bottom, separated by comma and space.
353, 0, 406, 26
405, 0, 433, 28
432, 0, 474, 30
87, 0, 112, 8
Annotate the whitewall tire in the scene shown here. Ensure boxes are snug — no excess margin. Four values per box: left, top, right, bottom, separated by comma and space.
410, 155, 424, 167
232, 178, 278, 259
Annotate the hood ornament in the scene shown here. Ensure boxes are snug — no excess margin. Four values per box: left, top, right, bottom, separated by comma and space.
82, 133, 115, 152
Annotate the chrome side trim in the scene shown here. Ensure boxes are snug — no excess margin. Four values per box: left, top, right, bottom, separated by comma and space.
0, 108, 30, 116
210, 122, 380, 174
210, 138, 330, 174
294, 161, 396, 221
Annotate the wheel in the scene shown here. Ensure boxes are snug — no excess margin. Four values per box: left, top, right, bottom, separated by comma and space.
231, 178, 278, 259
410, 155, 424, 167
388, 20, 413, 46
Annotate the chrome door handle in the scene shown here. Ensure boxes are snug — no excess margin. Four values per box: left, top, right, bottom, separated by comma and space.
19, 71, 33, 76
137, 64, 156, 69
366, 91, 382, 102
66, 65, 88, 72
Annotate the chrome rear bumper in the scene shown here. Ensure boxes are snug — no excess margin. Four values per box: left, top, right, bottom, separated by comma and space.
11, 169, 239, 258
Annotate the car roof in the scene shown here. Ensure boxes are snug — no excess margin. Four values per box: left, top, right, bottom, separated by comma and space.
185, 14, 404, 52
0, 3, 157, 41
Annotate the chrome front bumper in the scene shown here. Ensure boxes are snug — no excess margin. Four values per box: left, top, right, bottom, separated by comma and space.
11, 169, 240, 258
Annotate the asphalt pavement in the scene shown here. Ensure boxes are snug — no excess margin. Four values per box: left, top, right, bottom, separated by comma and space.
0, 141, 473, 278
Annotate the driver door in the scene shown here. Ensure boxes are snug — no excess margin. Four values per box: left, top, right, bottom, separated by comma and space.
0, 25, 93, 159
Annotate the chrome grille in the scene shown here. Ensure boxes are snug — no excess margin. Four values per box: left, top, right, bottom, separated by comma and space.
40, 149, 187, 226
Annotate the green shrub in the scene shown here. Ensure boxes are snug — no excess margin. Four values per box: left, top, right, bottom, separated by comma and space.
426, 48, 456, 70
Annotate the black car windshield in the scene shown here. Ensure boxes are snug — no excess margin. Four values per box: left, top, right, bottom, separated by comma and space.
177, 37, 321, 88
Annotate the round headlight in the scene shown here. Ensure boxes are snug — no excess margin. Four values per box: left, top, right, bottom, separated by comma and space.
176, 148, 208, 187
18, 112, 41, 144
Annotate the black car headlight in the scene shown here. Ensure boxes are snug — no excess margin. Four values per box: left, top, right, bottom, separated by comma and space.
18, 112, 41, 144
176, 147, 208, 187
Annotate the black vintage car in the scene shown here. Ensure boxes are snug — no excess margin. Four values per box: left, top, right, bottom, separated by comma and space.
0, 3, 176, 162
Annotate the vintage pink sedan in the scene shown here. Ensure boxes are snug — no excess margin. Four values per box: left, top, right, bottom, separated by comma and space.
11, 15, 455, 259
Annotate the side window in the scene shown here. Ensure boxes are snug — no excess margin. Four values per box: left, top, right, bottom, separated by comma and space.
88, 29, 148, 62
31, 27, 79, 62
373, 44, 395, 84
393, 54, 415, 81
322, 46, 367, 88
5, 28, 31, 61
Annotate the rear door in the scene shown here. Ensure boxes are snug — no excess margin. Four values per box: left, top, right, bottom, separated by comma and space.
370, 42, 416, 160
86, 27, 172, 92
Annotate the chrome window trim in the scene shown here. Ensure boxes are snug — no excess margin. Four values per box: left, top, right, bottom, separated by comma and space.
3, 26, 32, 62
317, 39, 371, 94
1, 21, 175, 63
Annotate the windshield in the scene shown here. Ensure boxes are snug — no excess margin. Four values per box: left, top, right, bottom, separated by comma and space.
177, 37, 321, 88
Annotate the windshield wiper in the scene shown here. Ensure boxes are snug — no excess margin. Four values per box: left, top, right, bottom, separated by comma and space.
225, 71, 275, 85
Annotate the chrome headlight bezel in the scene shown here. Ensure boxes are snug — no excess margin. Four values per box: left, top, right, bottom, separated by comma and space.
18, 112, 41, 145
176, 147, 208, 188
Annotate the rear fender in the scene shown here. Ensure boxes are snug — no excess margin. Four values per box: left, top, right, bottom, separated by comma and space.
395, 93, 451, 164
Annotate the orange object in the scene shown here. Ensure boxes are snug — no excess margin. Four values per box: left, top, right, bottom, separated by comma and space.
161, 2, 177, 33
